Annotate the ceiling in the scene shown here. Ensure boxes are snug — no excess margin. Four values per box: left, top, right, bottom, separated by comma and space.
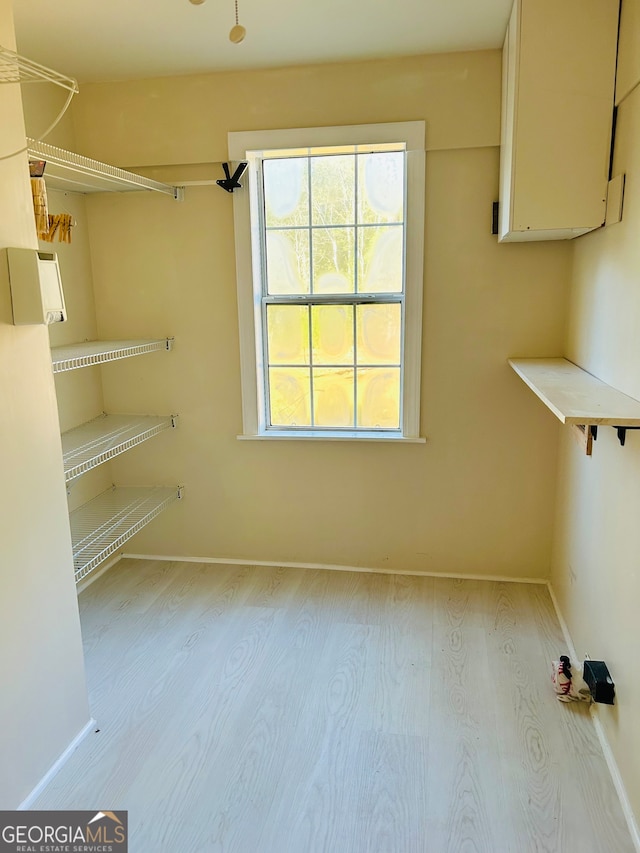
12, 0, 512, 84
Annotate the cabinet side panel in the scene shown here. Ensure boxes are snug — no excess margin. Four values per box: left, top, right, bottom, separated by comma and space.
498, 0, 519, 239
616, 0, 640, 105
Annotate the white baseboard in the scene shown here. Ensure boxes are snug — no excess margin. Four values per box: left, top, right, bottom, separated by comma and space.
590, 707, 640, 853
546, 583, 580, 661
121, 552, 548, 585
18, 718, 97, 810
548, 582, 640, 853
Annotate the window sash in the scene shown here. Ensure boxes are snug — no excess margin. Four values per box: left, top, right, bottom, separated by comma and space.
229, 122, 425, 440
257, 148, 406, 433
261, 295, 405, 432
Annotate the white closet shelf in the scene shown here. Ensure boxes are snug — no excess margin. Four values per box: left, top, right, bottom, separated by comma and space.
0, 44, 78, 92
71, 485, 182, 583
27, 139, 183, 199
52, 338, 173, 373
509, 358, 640, 425
62, 413, 177, 484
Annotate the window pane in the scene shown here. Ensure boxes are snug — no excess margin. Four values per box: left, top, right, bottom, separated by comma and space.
266, 230, 310, 294
267, 305, 309, 365
263, 157, 309, 227
357, 151, 404, 224
357, 225, 403, 293
356, 303, 401, 365
269, 367, 311, 426
311, 155, 355, 226
311, 304, 354, 365
357, 368, 401, 428
313, 368, 354, 427
312, 227, 355, 293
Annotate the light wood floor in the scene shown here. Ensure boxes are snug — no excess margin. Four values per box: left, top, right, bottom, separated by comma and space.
35, 559, 634, 852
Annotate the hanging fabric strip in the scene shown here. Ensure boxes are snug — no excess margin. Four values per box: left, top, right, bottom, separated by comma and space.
30, 177, 50, 239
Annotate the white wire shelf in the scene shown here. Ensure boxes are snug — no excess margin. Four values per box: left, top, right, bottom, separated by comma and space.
0, 44, 78, 93
70, 486, 182, 583
51, 338, 173, 373
27, 139, 183, 199
62, 413, 177, 484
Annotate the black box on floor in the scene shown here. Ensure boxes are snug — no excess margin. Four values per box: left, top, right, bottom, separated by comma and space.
583, 660, 615, 704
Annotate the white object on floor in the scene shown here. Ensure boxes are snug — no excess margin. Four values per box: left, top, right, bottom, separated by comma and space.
552, 657, 591, 703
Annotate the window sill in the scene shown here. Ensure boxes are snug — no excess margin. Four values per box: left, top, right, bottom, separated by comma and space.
237, 431, 426, 443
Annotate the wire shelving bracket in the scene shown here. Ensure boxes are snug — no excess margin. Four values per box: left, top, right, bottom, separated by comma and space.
0, 44, 78, 93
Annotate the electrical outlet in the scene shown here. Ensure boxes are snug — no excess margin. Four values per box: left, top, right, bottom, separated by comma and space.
584, 653, 591, 661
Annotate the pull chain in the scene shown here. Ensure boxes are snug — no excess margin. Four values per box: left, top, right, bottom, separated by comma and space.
229, 0, 246, 43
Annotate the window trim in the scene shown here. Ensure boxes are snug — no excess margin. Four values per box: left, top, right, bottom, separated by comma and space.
230, 121, 425, 440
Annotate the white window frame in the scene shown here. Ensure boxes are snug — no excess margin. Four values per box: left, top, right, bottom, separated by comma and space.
230, 121, 425, 442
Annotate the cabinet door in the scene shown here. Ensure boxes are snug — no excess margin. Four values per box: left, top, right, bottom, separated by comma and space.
499, 0, 618, 242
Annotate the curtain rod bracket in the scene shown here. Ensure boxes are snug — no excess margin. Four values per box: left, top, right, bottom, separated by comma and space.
216, 161, 247, 193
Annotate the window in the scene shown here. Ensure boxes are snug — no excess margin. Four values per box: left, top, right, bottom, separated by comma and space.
230, 122, 425, 441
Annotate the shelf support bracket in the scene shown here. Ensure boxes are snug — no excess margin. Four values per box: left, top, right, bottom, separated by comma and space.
614, 425, 640, 446
571, 424, 598, 456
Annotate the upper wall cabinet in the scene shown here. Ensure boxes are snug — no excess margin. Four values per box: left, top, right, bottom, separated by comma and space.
498, 0, 619, 242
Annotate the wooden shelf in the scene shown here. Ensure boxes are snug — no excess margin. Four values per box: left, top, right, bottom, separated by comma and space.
28, 139, 182, 199
62, 414, 176, 484
508, 358, 640, 426
51, 338, 173, 373
70, 486, 182, 583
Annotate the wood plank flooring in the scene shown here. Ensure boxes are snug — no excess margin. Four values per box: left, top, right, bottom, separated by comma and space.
34, 560, 635, 852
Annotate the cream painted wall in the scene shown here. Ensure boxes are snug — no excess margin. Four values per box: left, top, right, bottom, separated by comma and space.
20, 86, 115, 512
20, 80, 78, 151
59, 52, 573, 577
45, 188, 112, 513
551, 21, 640, 830
0, 0, 89, 809
72, 51, 502, 167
